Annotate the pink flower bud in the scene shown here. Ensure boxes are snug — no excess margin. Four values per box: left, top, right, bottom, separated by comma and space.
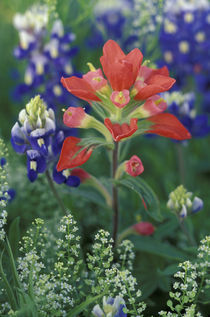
141, 95, 167, 117
133, 222, 155, 235
71, 168, 90, 183
63, 107, 86, 128
125, 155, 144, 177
83, 69, 107, 91
110, 89, 130, 108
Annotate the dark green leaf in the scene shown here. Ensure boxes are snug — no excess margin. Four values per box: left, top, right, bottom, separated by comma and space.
0, 251, 17, 310
66, 293, 105, 317
78, 137, 114, 150
158, 264, 178, 276
132, 236, 188, 261
8, 217, 20, 258
115, 175, 161, 221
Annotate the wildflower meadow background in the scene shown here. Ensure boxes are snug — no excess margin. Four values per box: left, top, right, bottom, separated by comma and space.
0, 0, 210, 316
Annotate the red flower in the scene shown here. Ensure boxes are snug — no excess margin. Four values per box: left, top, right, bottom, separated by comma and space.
71, 168, 91, 183
104, 118, 138, 142
133, 222, 155, 235
125, 155, 144, 177
63, 107, 87, 128
146, 113, 192, 140
100, 39, 143, 91
134, 66, 176, 100
110, 89, 130, 108
57, 137, 92, 171
83, 68, 107, 91
61, 76, 101, 102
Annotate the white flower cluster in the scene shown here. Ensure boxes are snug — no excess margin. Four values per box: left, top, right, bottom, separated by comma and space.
164, 0, 210, 13
13, 4, 49, 49
0, 139, 9, 241
159, 236, 210, 317
117, 239, 135, 271
132, 0, 163, 33
109, 268, 145, 316
87, 229, 114, 294
94, 0, 131, 16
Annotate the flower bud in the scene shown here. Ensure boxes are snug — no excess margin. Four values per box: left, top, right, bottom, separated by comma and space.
179, 205, 187, 218
167, 185, 203, 218
0, 157, 7, 167
132, 222, 155, 235
83, 67, 107, 91
110, 90, 130, 108
191, 196, 203, 214
92, 296, 126, 317
63, 107, 90, 128
70, 168, 90, 183
125, 155, 144, 177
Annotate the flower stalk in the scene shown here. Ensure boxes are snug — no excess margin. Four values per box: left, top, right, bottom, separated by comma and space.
45, 169, 67, 215
112, 142, 119, 248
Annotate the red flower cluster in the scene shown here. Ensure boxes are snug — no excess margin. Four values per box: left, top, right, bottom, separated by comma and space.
57, 40, 191, 171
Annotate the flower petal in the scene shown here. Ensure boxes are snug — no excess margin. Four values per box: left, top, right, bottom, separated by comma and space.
135, 75, 176, 100
146, 113, 192, 140
61, 76, 100, 102
57, 136, 92, 171
100, 40, 143, 91
104, 118, 138, 142
125, 48, 143, 82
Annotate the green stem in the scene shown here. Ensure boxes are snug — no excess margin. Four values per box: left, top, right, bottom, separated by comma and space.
178, 218, 195, 247
45, 170, 67, 215
112, 142, 119, 248
175, 143, 186, 185
117, 227, 134, 246
91, 176, 112, 208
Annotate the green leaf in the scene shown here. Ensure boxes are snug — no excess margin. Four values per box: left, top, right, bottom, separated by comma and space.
158, 275, 170, 292
78, 137, 114, 150
115, 175, 162, 221
8, 217, 20, 258
6, 238, 22, 291
66, 293, 105, 317
167, 300, 174, 311
132, 236, 188, 261
0, 251, 18, 310
154, 219, 178, 239
158, 264, 178, 276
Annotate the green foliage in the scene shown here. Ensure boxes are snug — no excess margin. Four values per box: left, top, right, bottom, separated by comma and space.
0, 213, 209, 316
115, 175, 161, 221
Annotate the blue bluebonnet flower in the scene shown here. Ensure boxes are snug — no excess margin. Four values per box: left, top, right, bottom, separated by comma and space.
159, 0, 210, 86
0, 155, 16, 205
92, 296, 127, 317
0, 157, 6, 167
195, 73, 210, 114
87, 0, 136, 50
11, 95, 80, 187
163, 91, 210, 138
167, 185, 204, 219
88, 0, 163, 55
13, 4, 79, 109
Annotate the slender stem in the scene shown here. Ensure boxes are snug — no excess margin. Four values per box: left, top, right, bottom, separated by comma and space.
175, 143, 186, 185
112, 142, 119, 248
45, 170, 67, 215
178, 218, 196, 247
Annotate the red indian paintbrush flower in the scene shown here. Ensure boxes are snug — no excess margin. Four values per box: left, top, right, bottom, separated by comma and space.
57, 40, 191, 171
57, 137, 92, 171
132, 222, 155, 236
70, 168, 91, 183
125, 155, 144, 177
